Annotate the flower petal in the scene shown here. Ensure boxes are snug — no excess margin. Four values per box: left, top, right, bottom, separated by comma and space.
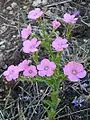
38, 71, 46, 77
76, 70, 87, 78
68, 74, 79, 82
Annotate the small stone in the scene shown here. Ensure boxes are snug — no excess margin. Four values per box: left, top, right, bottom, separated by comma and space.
0, 45, 5, 49
23, 6, 27, 9
40, 89, 44, 93
9, 11, 13, 14
1, 26, 6, 31
42, 0, 47, 5
6, 6, 12, 10
3, 9, 6, 12
32, 0, 41, 6
83, 39, 88, 43
11, 2, 17, 8
29, 0, 32, 3
81, 2, 86, 5
32, 0, 47, 6
2, 64, 7, 69
0, 26, 7, 34
12, 35, 16, 38
11, 21, 15, 25
45, 10, 53, 17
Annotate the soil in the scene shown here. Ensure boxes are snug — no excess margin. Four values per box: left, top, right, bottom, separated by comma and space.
0, 0, 90, 120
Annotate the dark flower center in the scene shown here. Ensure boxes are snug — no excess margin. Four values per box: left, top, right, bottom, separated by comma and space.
29, 70, 33, 74
30, 45, 35, 49
44, 66, 49, 71
10, 70, 15, 74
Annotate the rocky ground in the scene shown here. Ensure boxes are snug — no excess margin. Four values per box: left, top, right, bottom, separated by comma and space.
0, 0, 90, 120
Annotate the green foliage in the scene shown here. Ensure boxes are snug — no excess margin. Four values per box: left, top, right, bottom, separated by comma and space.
47, 109, 56, 120
66, 24, 72, 40
19, 16, 72, 120
32, 52, 39, 64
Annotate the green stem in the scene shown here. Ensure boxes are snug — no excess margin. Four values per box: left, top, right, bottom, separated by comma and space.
49, 29, 55, 38
66, 24, 72, 40
32, 52, 38, 64
47, 109, 56, 120
40, 23, 53, 57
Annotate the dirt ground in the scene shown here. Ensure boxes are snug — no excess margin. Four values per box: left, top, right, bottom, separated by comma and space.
0, 0, 90, 120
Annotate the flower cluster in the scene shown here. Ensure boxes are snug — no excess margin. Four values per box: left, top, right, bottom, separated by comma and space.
3, 8, 86, 83
2, 7, 87, 120
3, 59, 56, 81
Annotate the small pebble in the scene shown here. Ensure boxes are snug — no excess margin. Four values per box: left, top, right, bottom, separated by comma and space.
0, 45, 5, 50
81, 2, 86, 5
2, 9, 6, 12
23, 6, 27, 9
32, 0, 41, 6
1, 26, 6, 31
42, 0, 47, 5
12, 35, 16, 38
40, 89, 44, 93
0, 26, 7, 34
89, 3, 90, 6
9, 11, 13, 14
11, 21, 15, 25
6, 6, 12, 10
11, 2, 17, 8
83, 39, 88, 43
32, 0, 47, 6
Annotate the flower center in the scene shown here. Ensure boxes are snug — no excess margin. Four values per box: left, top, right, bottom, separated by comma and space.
72, 70, 77, 75
29, 70, 33, 74
30, 45, 35, 49
10, 70, 14, 74
55, 23, 58, 26
34, 12, 38, 16
44, 66, 49, 71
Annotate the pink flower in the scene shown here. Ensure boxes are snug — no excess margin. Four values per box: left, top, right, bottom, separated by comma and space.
28, 8, 43, 20
18, 59, 31, 71
23, 38, 41, 53
23, 65, 37, 77
52, 20, 61, 29
63, 61, 87, 82
21, 24, 32, 39
52, 37, 68, 52
37, 59, 56, 77
63, 13, 78, 24
3, 65, 19, 81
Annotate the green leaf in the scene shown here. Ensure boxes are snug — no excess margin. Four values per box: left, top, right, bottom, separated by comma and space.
51, 91, 58, 108
43, 100, 52, 107
47, 109, 56, 120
